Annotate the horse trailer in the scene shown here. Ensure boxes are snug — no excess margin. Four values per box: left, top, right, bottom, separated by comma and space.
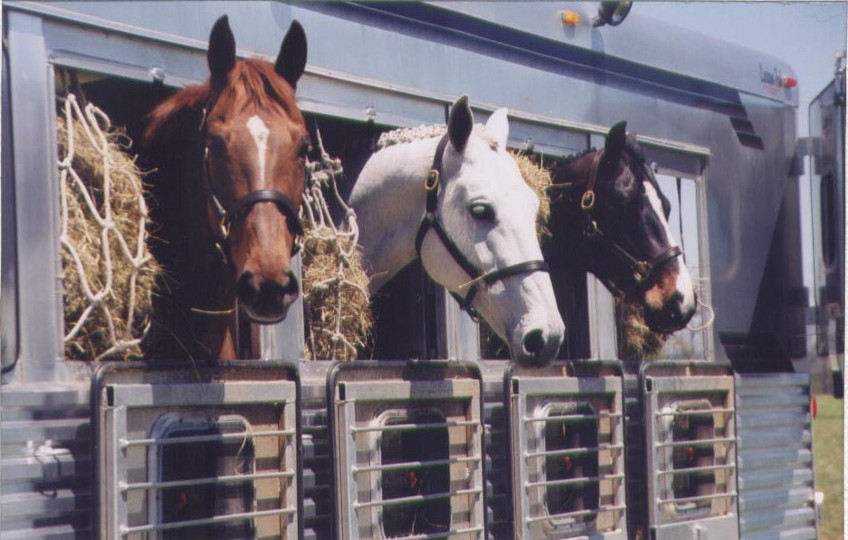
1, 2, 832, 539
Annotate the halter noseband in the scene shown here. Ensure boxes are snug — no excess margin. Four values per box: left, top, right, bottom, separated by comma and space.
579, 150, 682, 294
414, 134, 549, 321
200, 107, 304, 261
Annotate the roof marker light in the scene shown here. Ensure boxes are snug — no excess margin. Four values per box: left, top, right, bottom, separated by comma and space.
783, 76, 798, 89
561, 11, 581, 25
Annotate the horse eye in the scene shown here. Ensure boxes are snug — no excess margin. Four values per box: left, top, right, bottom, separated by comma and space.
469, 203, 495, 221
298, 140, 310, 160
207, 136, 227, 157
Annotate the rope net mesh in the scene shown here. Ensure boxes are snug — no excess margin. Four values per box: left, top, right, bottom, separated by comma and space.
301, 131, 372, 360
57, 94, 158, 360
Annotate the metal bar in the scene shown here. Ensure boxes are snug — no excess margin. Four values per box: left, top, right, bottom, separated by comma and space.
523, 412, 623, 424
655, 407, 735, 417
350, 419, 480, 434
525, 504, 627, 524
121, 428, 294, 448
120, 470, 295, 492
120, 507, 296, 535
655, 436, 735, 448
657, 463, 736, 476
352, 454, 481, 474
525, 443, 624, 459
388, 525, 485, 540
353, 487, 483, 510
656, 491, 738, 505
525, 473, 625, 490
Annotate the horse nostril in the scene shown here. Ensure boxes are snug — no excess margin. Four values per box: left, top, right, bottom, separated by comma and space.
523, 329, 546, 356
237, 271, 257, 304
280, 270, 299, 297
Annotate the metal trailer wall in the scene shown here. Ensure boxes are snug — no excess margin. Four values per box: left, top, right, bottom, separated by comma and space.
0, 2, 816, 539
2, 0, 805, 377
735, 373, 817, 540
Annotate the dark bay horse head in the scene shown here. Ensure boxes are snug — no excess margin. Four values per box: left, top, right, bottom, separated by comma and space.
547, 121, 697, 333
145, 16, 308, 331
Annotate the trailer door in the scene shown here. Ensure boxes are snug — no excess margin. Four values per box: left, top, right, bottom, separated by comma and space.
808, 57, 845, 373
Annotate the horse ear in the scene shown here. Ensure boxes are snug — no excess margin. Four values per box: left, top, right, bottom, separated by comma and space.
604, 120, 627, 162
275, 20, 308, 90
486, 108, 509, 149
208, 15, 236, 88
448, 95, 473, 152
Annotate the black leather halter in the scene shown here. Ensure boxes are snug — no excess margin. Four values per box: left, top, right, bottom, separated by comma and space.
579, 150, 682, 294
414, 134, 549, 321
199, 107, 304, 260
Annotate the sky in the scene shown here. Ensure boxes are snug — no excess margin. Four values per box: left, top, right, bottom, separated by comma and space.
636, 0, 847, 138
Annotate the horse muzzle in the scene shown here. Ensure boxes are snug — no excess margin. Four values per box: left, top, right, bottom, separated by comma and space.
510, 322, 565, 368
644, 290, 697, 333
237, 269, 300, 324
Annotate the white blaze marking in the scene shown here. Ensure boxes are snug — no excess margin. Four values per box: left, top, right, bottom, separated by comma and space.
644, 182, 696, 308
247, 115, 270, 183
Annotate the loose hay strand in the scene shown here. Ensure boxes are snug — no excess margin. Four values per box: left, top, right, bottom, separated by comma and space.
510, 151, 552, 240
57, 93, 158, 360
301, 130, 371, 360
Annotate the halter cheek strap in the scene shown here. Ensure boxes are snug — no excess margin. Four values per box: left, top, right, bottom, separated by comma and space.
579, 149, 683, 294
415, 134, 550, 321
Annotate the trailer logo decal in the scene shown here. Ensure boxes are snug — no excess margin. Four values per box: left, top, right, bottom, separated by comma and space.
759, 64, 790, 94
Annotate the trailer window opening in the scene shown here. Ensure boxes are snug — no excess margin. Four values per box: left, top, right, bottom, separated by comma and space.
380, 409, 451, 537
639, 171, 711, 361
1, 39, 19, 374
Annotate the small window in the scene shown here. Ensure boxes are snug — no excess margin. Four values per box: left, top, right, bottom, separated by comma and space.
544, 404, 600, 525
659, 400, 723, 519
380, 409, 451, 537
670, 410, 716, 514
820, 173, 837, 268
154, 416, 256, 539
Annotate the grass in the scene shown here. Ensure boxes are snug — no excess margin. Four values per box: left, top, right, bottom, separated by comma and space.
813, 394, 844, 540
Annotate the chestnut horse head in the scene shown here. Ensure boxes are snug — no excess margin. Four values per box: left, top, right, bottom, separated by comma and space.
144, 15, 308, 359
547, 121, 697, 333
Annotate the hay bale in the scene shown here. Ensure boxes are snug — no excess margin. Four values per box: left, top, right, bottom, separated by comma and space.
616, 298, 667, 361
57, 98, 158, 360
301, 231, 372, 360
511, 152, 552, 240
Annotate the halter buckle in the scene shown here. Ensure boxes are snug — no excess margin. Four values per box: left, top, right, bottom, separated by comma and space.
425, 169, 440, 192
633, 261, 650, 283
581, 190, 595, 211
219, 216, 231, 240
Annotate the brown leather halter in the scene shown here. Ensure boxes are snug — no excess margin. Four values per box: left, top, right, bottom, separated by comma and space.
414, 134, 549, 321
578, 150, 682, 294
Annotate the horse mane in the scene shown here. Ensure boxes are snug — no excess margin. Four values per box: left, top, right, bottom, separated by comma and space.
557, 133, 648, 172
143, 58, 302, 146
375, 124, 447, 150
375, 122, 501, 152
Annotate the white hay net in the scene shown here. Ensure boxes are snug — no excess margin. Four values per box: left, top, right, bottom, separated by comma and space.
301, 130, 371, 360
58, 94, 155, 360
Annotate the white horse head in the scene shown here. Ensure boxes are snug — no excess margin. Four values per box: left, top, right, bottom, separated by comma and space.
350, 95, 565, 366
